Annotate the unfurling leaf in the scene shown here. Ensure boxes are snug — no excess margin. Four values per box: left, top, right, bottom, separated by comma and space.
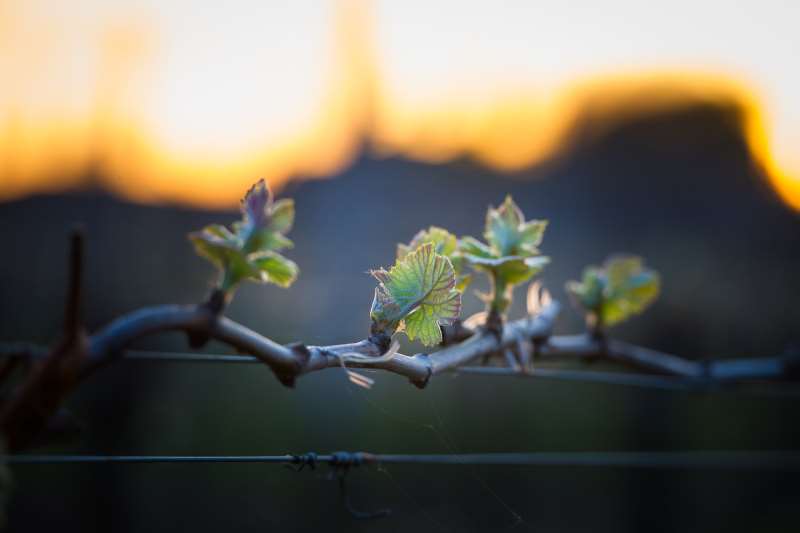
189, 179, 298, 293
459, 195, 549, 314
565, 267, 604, 311
249, 251, 299, 288
566, 255, 660, 328
235, 180, 295, 252
370, 242, 462, 346
485, 195, 547, 257
397, 226, 457, 260
397, 226, 471, 292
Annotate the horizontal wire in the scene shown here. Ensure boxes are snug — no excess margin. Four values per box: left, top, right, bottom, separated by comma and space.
4, 451, 800, 470
454, 366, 697, 390
4, 347, 796, 395
126, 350, 256, 364
4, 454, 295, 464
374, 451, 800, 470
123, 350, 800, 395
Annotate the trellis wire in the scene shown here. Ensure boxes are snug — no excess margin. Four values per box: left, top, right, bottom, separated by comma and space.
123, 350, 800, 395
5, 451, 800, 470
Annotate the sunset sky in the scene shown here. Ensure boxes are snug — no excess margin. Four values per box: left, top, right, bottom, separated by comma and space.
1, 0, 798, 208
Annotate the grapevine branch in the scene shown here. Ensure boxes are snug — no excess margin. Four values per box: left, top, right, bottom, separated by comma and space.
9, 292, 797, 391
1, 227, 799, 453
13, 297, 799, 393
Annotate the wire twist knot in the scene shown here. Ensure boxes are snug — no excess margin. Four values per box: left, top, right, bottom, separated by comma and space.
329, 451, 370, 470
287, 452, 318, 472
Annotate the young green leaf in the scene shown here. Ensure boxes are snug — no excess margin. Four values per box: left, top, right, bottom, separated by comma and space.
565, 266, 604, 311
566, 255, 660, 328
484, 195, 546, 257
189, 179, 299, 293
370, 242, 462, 346
248, 251, 299, 288
397, 226, 471, 292
397, 226, 457, 260
459, 195, 549, 315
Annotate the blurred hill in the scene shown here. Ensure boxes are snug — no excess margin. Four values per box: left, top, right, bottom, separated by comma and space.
1, 102, 798, 533
2, 100, 797, 355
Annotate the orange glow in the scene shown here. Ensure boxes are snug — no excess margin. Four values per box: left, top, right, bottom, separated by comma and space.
740, 102, 800, 211
1, 0, 799, 211
0, 0, 377, 208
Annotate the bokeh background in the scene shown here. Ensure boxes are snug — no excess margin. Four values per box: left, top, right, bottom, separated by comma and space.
1, 1, 799, 531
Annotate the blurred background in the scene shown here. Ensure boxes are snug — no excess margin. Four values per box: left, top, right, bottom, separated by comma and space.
1, 0, 799, 531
